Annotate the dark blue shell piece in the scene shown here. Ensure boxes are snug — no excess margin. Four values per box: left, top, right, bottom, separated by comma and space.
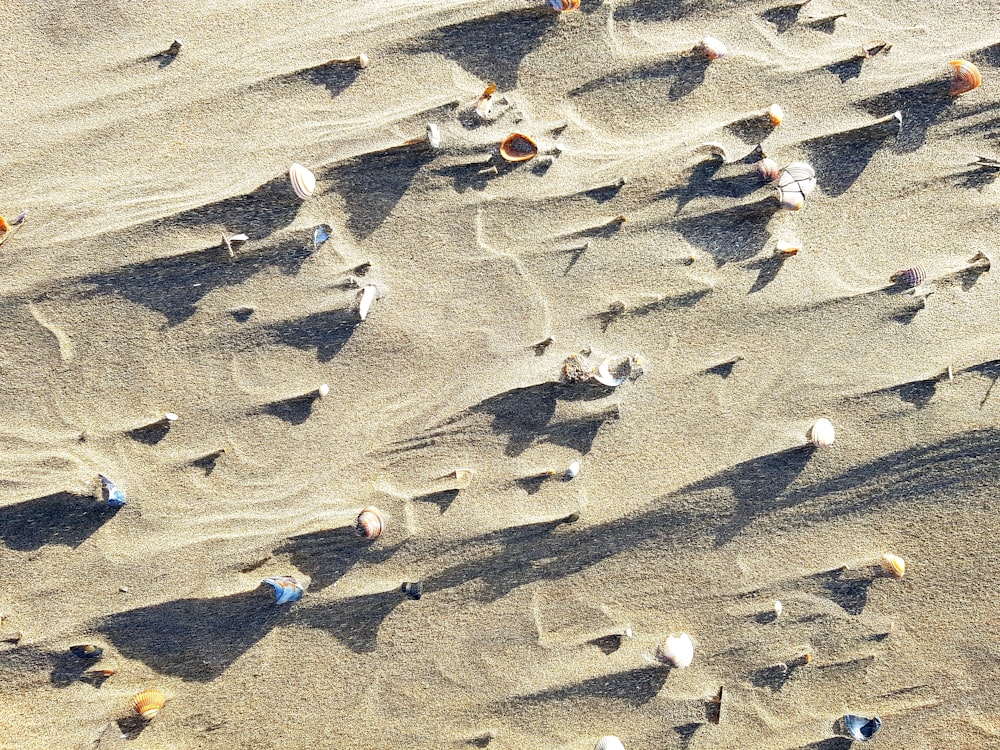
843, 714, 882, 742
70, 644, 104, 659
262, 575, 304, 604
99, 475, 127, 508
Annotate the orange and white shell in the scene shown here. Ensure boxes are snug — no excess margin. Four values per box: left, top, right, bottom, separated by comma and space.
756, 157, 781, 182
549, 0, 581, 10
289, 162, 316, 199
766, 103, 784, 126
807, 418, 835, 448
355, 507, 384, 539
882, 553, 905, 578
697, 36, 727, 60
948, 59, 981, 96
499, 133, 539, 162
130, 688, 166, 720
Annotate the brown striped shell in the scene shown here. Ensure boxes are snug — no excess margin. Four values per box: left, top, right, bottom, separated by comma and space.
890, 266, 926, 288
549, 0, 581, 10
130, 688, 166, 720
949, 59, 982, 96
355, 507, 384, 539
499, 133, 539, 162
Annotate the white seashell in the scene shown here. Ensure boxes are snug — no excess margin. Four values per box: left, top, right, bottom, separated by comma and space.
698, 36, 727, 60
289, 163, 316, 200
317, 384, 329, 398
776, 161, 816, 210
594, 737, 626, 750
163, 412, 179, 422
593, 357, 628, 387
358, 285, 378, 320
773, 600, 783, 618
426, 123, 442, 149
766, 103, 784, 126
566, 461, 580, 479
655, 632, 694, 668
807, 418, 835, 448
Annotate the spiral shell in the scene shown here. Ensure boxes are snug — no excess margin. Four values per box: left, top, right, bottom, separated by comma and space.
355, 507, 384, 539
655, 632, 694, 668
697, 36, 727, 60
262, 575, 304, 604
948, 59, 982, 96
807, 418, 835, 448
289, 162, 316, 199
756, 157, 781, 182
499, 133, 538, 162
766, 103, 784, 126
881, 553, 905, 578
549, 0, 581, 10
890, 266, 926, 288
594, 738, 626, 750
776, 161, 816, 210
130, 688, 166, 720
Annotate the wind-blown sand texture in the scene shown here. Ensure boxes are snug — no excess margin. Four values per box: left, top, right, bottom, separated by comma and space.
2, 0, 1000, 748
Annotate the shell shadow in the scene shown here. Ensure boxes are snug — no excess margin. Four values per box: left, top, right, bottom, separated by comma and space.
811, 567, 880, 615
570, 53, 709, 101
674, 722, 702, 749
825, 55, 865, 83
749, 660, 809, 691
857, 80, 954, 153
290, 60, 361, 97
965, 358, 1000, 407
167, 174, 302, 236
77, 236, 313, 326
408, 9, 557, 90
615, 0, 742, 23
294, 589, 408, 653
259, 391, 325, 425
95, 589, 286, 681
264, 307, 360, 362
587, 633, 627, 655
49, 651, 103, 687
413, 488, 461, 513
800, 117, 900, 197
664, 157, 766, 211
746, 253, 791, 292
804, 738, 853, 750
275, 526, 396, 592
674, 198, 781, 266
127, 421, 172, 446
508, 666, 670, 708
0, 492, 118, 551
726, 116, 775, 145
761, 2, 809, 32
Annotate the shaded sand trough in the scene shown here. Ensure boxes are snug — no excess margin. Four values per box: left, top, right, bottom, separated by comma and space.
1, 0, 1000, 748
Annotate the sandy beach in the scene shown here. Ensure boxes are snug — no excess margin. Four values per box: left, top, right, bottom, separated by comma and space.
1, 0, 999, 747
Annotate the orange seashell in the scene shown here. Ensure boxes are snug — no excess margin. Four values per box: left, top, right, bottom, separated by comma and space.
0, 216, 8, 234
548, 0, 580, 10
355, 507, 384, 539
130, 688, 166, 720
499, 133, 539, 162
766, 103, 784, 126
949, 59, 981, 96
882, 553, 905, 578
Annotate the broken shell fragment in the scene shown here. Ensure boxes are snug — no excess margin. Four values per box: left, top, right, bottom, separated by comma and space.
401, 581, 423, 599
426, 123, 442, 149
312, 224, 332, 250
773, 600, 783, 618
890, 266, 926, 288
70, 644, 103, 659
289, 162, 316, 200
446, 468, 475, 488
766, 103, 784, 126
776, 162, 816, 211
221, 232, 248, 257
697, 36, 727, 60
655, 632, 694, 668
807, 418, 835, 448
499, 133, 539, 162
475, 83, 497, 119
948, 59, 982, 96
549, 0, 581, 10
261, 575, 305, 604
756, 157, 781, 182
98, 475, 127, 508
841, 714, 882, 743
775, 240, 800, 256
355, 507, 384, 539
130, 688, 166, 721
594, 357, 632, 387
358, 284, 379, 320
881, 553, 905, 578
594, 738, 626, 750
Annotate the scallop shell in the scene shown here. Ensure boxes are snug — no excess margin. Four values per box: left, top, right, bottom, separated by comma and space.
776, 161, 816, 210
766, 103, 784, 126
881, 553, 905, 578
949, 59, 982, 96
807, 418, 835, 448
130, 688, 166, 720
288, 162, 316, 199
70, 644, 103, 659
99, 475, 127, 508
355, 507, 384, 539
756, 157, 781, 182
500, 133, 538, 162
842, 714, 882, 743
890, 266, 926, 288
261, 575, 304, 604
697, 36, 727, 60
655, 633, 694, 668
549, 0, 581, 10
594, 738, 626, 750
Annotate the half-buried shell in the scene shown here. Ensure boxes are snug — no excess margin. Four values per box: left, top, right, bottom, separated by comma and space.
807, 418, 835, 448
948, 59, 982, 96
499, 133, 538, 162
890, 266, 926, 288
355, 507, 384, 539
776, 162, 816, 210
289, 162, 316, 199
262, 575, 305, 604
130, 688, 166, 721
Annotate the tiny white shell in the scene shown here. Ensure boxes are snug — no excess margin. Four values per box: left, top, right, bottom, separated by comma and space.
163, 412, 179, 422
426, 123, 442, 149
566, 461, 580, 479
656, 632, 694, 668
317, 384, 329, 398
358, 285, 378, 320
594, 737, 626, 750
289, 163, 316, 200
773, 600, 783, 618
766, 103, 784, 126
594, 357, 628, 387
808, 418, 835, 448
698, 36, 727, 60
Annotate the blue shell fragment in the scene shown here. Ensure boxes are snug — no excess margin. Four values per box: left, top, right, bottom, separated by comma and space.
70, 644, 104, 659
842, 714, 882, 742
262, 575, 304, 604
312, 224, 332, 250
99, 475, 127, 508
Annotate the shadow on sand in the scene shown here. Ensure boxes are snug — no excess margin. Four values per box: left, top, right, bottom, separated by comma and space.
0, 492, 118, 551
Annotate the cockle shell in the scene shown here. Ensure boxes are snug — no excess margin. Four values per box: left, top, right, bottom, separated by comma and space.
697, 36, 727, 60
842, 714, 882, 743
766, 103, 784, 126
549, 0, 581, 10
500, 133, 539, 162
776, 162, 816, 211
948, 59, 982, 96
355, 507, 384, 539
289, 162, 316, 199
807, 418, 835, 448
890, 266, 926, 288
99, 475, 127, 508
655, 632, 694, 668
756, 157, 781, 182
594, 737, 626, 750
70, 644, 103, 659
882, 553, 905, 578
262, 575, 304, 604
130, 688, 166, 720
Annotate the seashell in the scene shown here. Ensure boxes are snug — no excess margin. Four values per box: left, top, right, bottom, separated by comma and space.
261, 575, 304, 604
316, 384, 330, 398
776, 162, 816, 211
475, 83, 497, 119
890, 266, 926, 288
70, 644, 103, 659
401, 581, 423, 599
0, 215, 8, 234
766, 103, 784, 126
289, 162, 316, 200
593, 357, 631, 387
773, 600, 783, 618
775, 240, 800, 256
130, 688, 166, 721
594, 737, 626, 750
355, 507, 384, 539
12, 210, 27, 226
881, 553, 905, 578
549, 0, 581, 10
312, 224, 332, 250
842, 714, 882, 743
756, 157, 781, 182
655, 632, 694, 668
499, 133, 538, 162
447, 468, 475, 488
99, 475, 127, 508
807, 418, 835, 448
697, 36, 727, 60
948, 59, 981, 96
358, 284, 378, 320
426, 123, 442, 149
566, 461, 580, 479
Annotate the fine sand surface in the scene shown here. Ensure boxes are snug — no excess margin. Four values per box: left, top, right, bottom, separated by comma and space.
2, 0, 1000, 748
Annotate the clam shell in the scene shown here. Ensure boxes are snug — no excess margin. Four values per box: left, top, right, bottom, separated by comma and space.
842, 714, 882, 743
475, 83, 497, 119
766, 103, 784, 126
655, 632, 694, 668
776, 161, 816, 210
99, 475, 127, 508
289, 162, 316, 199
890, 266, 926, 288
262, 575, 304, 604
949, 59, 982, 96
697, 36, 727, 60
70, 644, 103, 659
807, 418, 835, 448
881, 553, 905, 578
594, 738, 626, 750
499, 133, 538, 162
593, 357, 631, 387
130, 688, 166, 721
549, 0, 581, 10
355, 507, 384, 539
756, 157, 781, 182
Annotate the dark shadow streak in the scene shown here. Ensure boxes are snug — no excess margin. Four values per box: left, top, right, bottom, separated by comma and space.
965, 359, 1000, 407
0, 493, 118, 551
761, 2, 808, 32
858, 80, 955, 153
801, 117, 901, 196
127, 422, 171, 445
508, 666, 669, 708
675, 198, 781, 266
825, 55, 864, 83
570, 53, 709, 101
265, 307, 360, 362
275, 527, 397, 592
293, 589, 408, 653
746, 254, 790, 292
587, 633, 626, 655
804, 739, 853, 750
615, 0, 743, 23
259, 392, 325, 425
413, 488, 461, 513
285, 60, 361, 97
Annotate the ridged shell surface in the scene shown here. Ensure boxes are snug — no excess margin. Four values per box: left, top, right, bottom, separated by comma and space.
808, 418, 835, 448
289, 162, 316, 199
355, 507, 384, 539
890, 266, 926, 288
499, 133, 538, 162
594, 737, 626, 750
776, 162, 816, 210
949, 59, 982, 96
882, 553, 905, 578
130, 688, 166, 720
